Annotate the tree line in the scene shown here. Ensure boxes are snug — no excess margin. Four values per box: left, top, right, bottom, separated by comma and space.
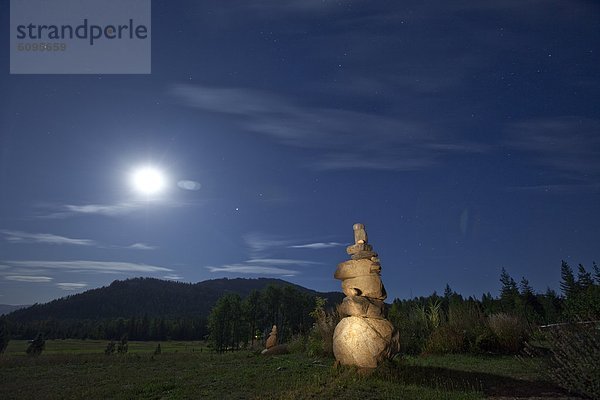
207, 285, 317, 352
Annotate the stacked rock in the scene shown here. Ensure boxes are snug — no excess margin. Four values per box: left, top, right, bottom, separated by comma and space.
332, 223, 399, 369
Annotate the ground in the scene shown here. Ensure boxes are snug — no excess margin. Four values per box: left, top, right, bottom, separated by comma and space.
0, 340, 581, 400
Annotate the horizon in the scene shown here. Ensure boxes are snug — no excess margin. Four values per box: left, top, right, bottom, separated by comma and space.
1, 1, 599, 305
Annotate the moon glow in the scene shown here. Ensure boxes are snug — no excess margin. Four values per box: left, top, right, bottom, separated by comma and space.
131, 166, 166, 195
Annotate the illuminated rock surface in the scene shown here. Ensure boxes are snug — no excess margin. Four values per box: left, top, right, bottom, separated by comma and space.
332, 223, 399, 369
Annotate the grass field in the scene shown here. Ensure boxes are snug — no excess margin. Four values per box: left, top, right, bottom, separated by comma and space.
0, 340, 575, 400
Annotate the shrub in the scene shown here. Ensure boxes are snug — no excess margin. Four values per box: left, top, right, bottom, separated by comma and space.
0, 317, 9, 354
447, 302, 487, 352
394, 304, 431, 355
307, 297, 340, 357
26, 333, 45, 356
474, 328, 501, 353
286, 334, 307, 354
117, 334, 128, 354
104, 341, 116, 355
423, 325, 467, 354
487, 313, 528, 354
543, 322, 600, 399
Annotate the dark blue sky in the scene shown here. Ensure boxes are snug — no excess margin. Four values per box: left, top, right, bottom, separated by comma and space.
1, 0, 599, 304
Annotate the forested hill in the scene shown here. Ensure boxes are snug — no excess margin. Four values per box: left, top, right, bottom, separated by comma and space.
6, 277, 344, 322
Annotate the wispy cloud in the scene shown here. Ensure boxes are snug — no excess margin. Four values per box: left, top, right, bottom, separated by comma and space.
506, 117, 600, 192
42, 202, 139, 218
0, 230, 97, 246
56, 282, 88, 291
0, 230, 156, 251
126, 243, 157, 250
206, 263, 299, 276
243, 232, 294, 256
163, 274, 183, 281
3, 260, 172, 273
38, 199, 202, 219
289, 242, 346, 249
171, 84, 486, 171
247, 258, 321, 266
5, 275, 53, 283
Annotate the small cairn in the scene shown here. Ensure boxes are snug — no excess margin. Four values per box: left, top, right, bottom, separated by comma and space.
261, 325, 287, 355
332, 223, 399, 369
265, 325, 277, 349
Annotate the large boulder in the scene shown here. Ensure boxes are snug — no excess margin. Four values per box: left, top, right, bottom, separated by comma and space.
333, 316, 398, 369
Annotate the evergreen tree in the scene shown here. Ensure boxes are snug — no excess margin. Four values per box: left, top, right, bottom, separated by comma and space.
577, 264, 594, 290
26, 333, 45, 356
560, 261, 577, 298
117, 334, 128, 354
593, 262, 600, 284
104, 340, 116, 355
499, 268, 519, 311
0, 316, 9, 354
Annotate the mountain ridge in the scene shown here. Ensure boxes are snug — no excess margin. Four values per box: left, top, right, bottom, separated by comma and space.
6, 277, 344, 322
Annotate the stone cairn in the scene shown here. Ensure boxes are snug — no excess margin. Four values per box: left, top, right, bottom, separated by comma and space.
265, 325, 277, 350
332, 223, 399, 369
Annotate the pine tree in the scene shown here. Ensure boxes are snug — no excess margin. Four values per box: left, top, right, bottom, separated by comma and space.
117, 334, 128, 354
26, 333, 45, 356
0, 317, 9, 354
560, 261, 577, 299
577, 264, 594, 290
104, 340, 116, 355
593, 262, 600, 284
499, 268, 519, 311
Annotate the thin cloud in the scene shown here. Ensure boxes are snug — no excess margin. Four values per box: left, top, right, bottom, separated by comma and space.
507, 117, 600, 174
247, 258, 321, 266
56, 282, 88, 291
5, 275, 53, 283
0, 230, 97, 246
4, 260, 172, 273
243, 232, 294, 256
171, 84, 486, 171
163, 274, 183, 280
38, 199, 202, 219
289, 242, 346, 249
127, 243, 156, 250
206, 263, 299, 276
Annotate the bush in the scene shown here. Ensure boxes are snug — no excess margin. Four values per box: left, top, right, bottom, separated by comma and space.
423, 325, 467, 354
487, 313, 528, 354
543, 323, 600, 399
117, 335, 128, 354
0, 317, 9, 354
286, 334, 307, 354
26, 333, 45, 356
104, 341, 116, 355
474, 328, 501, 353
393, 304, 431, 355
307, 297, 340, 357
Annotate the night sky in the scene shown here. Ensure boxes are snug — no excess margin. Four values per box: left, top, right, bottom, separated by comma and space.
1, 1, 599, 305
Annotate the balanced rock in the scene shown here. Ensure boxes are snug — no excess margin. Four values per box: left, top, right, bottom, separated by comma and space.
339, 296, 385, 319
353, 223, 368, 244
334, 259, 381, 280
333, 316, 397, 368
346, 243, 373, 255
342, 275, 387, 300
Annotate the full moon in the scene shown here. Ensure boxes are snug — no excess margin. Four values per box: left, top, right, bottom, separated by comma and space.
131, 166, 166, 195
